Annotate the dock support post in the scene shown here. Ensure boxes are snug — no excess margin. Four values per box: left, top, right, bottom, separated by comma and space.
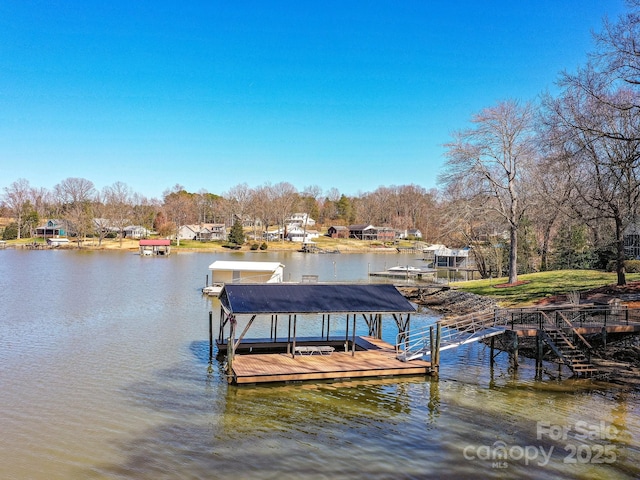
208, 311, 213, 361
431, 323, 441, 375
292, 314, 297, 358
345, 314, 349, 352
505, 330, 519, 371
429, 326, 434, 366
490, 336, 495, 368
326, 314, 330, 341
352, 314, 356, 356
536, 331, 542, 377
227, 316, 236, 382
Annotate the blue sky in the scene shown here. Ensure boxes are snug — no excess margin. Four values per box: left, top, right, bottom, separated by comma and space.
0, 1, 628, 200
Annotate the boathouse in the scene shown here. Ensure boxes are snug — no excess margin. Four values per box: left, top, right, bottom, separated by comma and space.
139, 239, 171, 256
203, 260, 285, 296
211, 283, 431, 384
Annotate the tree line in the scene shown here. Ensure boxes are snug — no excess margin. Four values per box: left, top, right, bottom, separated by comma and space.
4, 2, 640, 286
0, 178, 440, 247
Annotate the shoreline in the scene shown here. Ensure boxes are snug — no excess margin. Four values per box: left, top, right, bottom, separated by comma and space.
3, 238, 407, 254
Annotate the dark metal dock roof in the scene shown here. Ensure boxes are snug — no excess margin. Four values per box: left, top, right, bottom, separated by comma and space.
219, 283, 417, 315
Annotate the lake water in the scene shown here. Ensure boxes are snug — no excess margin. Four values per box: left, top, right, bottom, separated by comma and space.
0, 249, 638, 479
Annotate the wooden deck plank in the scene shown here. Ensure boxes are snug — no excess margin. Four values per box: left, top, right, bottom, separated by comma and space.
229, 336, 431, 384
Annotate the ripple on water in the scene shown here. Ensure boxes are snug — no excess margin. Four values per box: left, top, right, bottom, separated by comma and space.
1, 251, 640, 480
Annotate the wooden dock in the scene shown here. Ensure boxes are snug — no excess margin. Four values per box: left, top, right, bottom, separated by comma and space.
226, 336, 431, 385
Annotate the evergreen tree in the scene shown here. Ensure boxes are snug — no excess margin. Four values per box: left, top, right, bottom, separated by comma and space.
228, 220, 245, 245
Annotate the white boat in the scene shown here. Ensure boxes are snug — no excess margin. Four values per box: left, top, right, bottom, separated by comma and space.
202, 260, 286, 296
388, 265, 422, 272
202, 283, 224, 296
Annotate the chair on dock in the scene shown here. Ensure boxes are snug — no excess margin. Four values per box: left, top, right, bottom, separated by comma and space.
294, 345, 335, 356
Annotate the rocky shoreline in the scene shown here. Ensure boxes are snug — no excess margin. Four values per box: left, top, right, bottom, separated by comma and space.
397, 286, 498, 317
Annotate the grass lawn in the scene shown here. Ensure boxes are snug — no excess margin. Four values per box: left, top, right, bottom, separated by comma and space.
453, 269, 640, 307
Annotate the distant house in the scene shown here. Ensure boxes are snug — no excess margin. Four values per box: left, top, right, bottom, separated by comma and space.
263, 229, 282, 241
123, 225, 151, 239
348, 224, 395, 242
177, 224, 226, 241
203, 223, 227, 241
624, 224, 640, 259
327, 225, 349, 238
375, 227, 396, 242
35, 220, 67, 238
286, 226, 320, 243
235, 214, 260, 228
348, 224, 377, 241
139, 239, 171, 256
93, 218, 118, 236
397, 228, 423, 240
177, 224, 199, 241
287, 213, 316, 227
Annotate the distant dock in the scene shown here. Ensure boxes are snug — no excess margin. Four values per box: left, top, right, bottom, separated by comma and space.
369, 267, 437, 279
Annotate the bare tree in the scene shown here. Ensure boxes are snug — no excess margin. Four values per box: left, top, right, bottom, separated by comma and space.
300, 185, 321, 221
162, 185, 196, 246
53, 177, 96, 246
30, 186, 53, 221
526, 151, 574, 272
243, 187, 262, 242
226, 183, 253, 227
438, 183, 508, 278
543, 85, 640, 285
270, 182, 299, 242
594, 1, 640, 91
92, 191, 111, 246
103, 181, 134, 247
54, 177, 96, 205
440, 100, 536, 284
131, 193, 159, 235
2, 178, 32, 239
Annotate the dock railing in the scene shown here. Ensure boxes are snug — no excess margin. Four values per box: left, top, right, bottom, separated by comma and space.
396, 309, 506, 361
499, 304, 638, 330
397, 304, 640, 363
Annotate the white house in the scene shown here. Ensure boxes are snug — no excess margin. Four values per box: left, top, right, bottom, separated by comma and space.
177, 223, 226, 241
123, 225, 151, 239
287, 213, 316, 227
286, 226, 320, 243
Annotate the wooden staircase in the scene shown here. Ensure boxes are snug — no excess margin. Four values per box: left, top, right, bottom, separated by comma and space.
541, 327, 599, 378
